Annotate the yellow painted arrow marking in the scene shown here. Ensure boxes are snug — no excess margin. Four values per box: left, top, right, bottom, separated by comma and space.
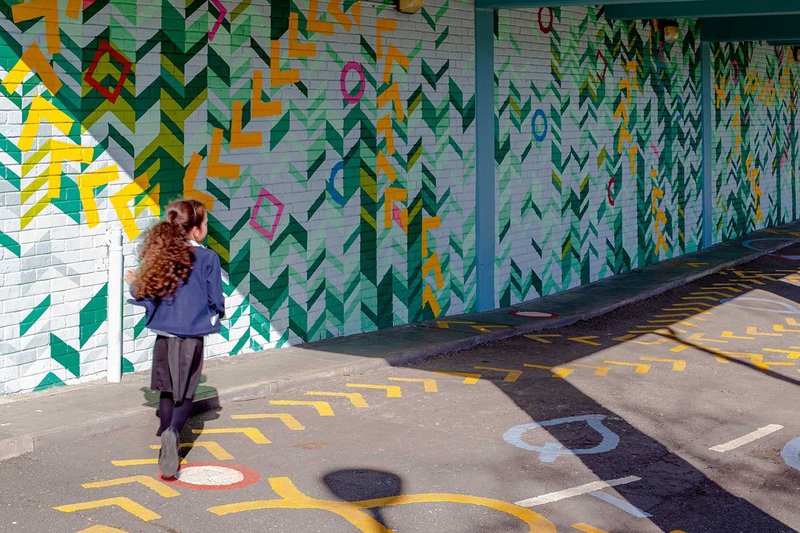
680, 296, 721, 302
639, 357, 686, 371
192, 427, 271, 444
232, 413, 305, 430
669, 302, 715, 309
436, 320, 477, 329
18, 95, 74, 151
653, 313, 693, 319
522, 364, 574, 379
230, 100, 262, 149
773, 324, 800, 333
183, 152, 214, 210
82, 475, 179, 498
572, 523, 608, 533
746, 327, 781, 337
78, 164, 120, 228
687, 332, 727, 344
54, 497, 160, 522
524, 334, 562, 344
763, 348, 800, 360
207, 128, 240, 179
388, 377, 438, 392
470, 324, 510, 334
647, 319, 696, 327
306, 391, 369, 407
721, 352, 796, 371
78, 526, 129, 533
686, 262, 709, 268
432, 371, 481, 384
346, 384, 402, 398
422, 285, 441, 317
568, 336, 602, 346
4, 42, 62, 95
150, 441, 234, 460
251, 70, 282, 118
565, 363, 609, 376
689, 291, 734, 299
111, 457, 187, 467
270, 400, 335, 416
786, 318, 800, 326
612, 334, 638, 341
707, 284, 744, 293
722, 331, 755, 340
473, 366, 522, 382
603, 360, 651, 374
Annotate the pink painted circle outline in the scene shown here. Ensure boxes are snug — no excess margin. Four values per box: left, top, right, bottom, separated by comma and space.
160, 462, 261, 491
509, 310, 559, 319
340, 61, 366, 104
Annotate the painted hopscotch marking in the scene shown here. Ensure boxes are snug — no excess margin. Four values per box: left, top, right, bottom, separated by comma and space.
514, 476, 641, 507
710, 425, 784, 452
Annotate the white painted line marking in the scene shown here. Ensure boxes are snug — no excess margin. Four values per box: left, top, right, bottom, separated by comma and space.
588, 491, 652, 518
515, 476, 641, 507
710, 424, 784, 452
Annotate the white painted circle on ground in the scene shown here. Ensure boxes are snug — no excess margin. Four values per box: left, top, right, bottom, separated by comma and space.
177, 465, 245, 486
509, 310, 558, 318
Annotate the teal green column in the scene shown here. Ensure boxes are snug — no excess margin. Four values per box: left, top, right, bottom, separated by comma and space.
475, 7, 495, 311
701, 41, 713, 248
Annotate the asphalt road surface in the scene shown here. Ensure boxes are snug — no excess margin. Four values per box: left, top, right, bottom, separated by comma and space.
3, 247, 800, 532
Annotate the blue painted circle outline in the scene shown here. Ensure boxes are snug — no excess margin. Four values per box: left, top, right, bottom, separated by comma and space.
531, 109, 548, 142
503, 414, 620, 463
327, 161, 346, 206
782, 438, 800, 471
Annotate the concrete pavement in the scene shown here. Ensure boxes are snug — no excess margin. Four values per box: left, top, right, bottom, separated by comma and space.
1, 223, 799, 463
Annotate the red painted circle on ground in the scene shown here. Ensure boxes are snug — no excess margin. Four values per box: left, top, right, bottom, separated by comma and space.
160, 462, 261, 491
509, 310, 559, 319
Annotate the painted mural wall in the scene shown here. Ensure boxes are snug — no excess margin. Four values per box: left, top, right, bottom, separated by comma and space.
0, 0, 477, 395
712, 41, 800, 240
494, 6, 704, 307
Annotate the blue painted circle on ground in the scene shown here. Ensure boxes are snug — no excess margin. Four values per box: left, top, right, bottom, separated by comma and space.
742, 237, 793, 251
532, 109, 548, 142
503, 414, 620, 463
782, 438, 800, 471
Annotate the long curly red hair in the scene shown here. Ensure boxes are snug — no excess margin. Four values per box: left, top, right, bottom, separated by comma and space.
132, 199, 207, 299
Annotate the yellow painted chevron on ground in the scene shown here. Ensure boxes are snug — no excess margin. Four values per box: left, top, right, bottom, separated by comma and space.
432, 371, 481, 384
54, 497, 160, 522
269, 400, 335, 416
191, 427, 271, 444
232, 413, 305, 430
473, 366, 522, 382
82, 475, 179, 498
345, 383, 402, 398
387, 377, 438, 392
150, 441, 234, 460
306, 391, 369, 407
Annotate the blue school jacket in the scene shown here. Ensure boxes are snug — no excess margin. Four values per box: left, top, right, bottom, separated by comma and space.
129, 244, 225, 337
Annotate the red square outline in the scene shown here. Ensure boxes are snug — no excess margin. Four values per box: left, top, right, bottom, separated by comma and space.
84, 40, 132, 104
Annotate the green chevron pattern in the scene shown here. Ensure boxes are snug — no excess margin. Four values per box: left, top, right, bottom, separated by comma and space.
495, 7, 704, 307
0, 0, 476, 394
712, 42, 799, 241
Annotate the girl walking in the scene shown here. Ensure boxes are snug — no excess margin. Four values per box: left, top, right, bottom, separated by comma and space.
125, 198, 225, 478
